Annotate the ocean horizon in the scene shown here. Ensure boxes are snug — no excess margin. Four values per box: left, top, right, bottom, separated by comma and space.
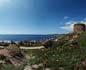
0, 34, 59, 41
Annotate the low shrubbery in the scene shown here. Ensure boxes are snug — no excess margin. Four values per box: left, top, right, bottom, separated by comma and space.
24, 32, 86, 70
0, 63, 26, 70
25, 46, 86, 70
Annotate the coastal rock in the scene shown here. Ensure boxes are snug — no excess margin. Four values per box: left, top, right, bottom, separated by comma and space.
74, 24, 86, 33
0, 44, 26, 66
43, 39, 55, 48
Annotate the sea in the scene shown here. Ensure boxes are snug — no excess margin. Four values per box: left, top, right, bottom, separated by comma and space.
0, 35, 59, 41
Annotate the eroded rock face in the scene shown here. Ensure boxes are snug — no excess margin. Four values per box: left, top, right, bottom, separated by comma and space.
43, 38, 59, 48
74, 24, 86, 33
43, 39, 55, 48
0, 44, 26, 66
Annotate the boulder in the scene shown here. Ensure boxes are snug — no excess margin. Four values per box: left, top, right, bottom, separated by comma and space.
0, 44, 26, 66
43, 39, 55, 48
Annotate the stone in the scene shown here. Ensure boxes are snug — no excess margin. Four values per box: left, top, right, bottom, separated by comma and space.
74, 23, 86, 33
43, 39, 55, 48
32, 63, 43, 69
45, 68, 51, 70
0, 44, 26, 66
24, 65, 33, 70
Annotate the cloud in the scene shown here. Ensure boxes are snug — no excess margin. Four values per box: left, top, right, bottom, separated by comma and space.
65, 21, 73, 25
60, 24, 74, 31
81, 21, 86, 24
60, 21, 76, 31
60, 17, 86, 32
64, 16, 69, 19
80, 20, 86, 24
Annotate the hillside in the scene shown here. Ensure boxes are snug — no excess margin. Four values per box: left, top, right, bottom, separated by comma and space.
24, 32, 86, 70
79, 32, 86, 47
0, 32, 86, 70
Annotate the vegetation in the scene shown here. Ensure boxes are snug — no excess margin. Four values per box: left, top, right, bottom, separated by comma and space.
24, 32, 86, 70
0, 64, 26, 70
0, 32, 86, 70
79, 32, 86, 47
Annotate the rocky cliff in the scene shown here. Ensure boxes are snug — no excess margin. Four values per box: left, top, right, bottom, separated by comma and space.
73, 23, 86, 33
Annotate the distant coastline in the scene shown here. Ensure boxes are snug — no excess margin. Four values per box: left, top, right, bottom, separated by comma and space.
0, 34, 64, 48
0, 34, 61, 41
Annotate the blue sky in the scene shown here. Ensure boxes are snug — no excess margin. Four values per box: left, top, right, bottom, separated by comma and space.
0, 0, 86, 34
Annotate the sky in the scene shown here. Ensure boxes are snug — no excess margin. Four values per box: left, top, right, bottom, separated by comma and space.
0, 0, 86, 34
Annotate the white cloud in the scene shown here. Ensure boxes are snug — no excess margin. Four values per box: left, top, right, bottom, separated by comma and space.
79, 20, 86, 24
60, 17, 86, 32
61, 24, 74, 31
60, 21, 77, 31
65, 21, 73, 25
81, 21, 86, 24
64, 16, 69, 19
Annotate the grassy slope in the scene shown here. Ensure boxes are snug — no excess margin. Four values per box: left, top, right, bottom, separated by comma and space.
79, 32, 86, 47
25, 32, 86, 70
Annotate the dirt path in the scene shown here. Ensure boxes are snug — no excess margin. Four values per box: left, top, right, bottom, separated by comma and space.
20, 46, 44, 49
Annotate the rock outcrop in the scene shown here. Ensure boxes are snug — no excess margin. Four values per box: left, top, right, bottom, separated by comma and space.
73, 23, 86, 33
0, 44, 26, 66
43, 39, 57, 48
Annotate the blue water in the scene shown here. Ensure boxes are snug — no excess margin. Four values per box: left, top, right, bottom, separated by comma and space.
0, 35, 58, 41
